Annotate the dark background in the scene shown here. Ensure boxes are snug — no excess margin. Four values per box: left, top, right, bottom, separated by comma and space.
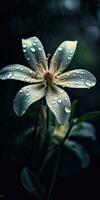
0, 0, 100, 199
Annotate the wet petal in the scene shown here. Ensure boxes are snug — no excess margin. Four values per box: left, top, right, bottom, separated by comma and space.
46, 85, 71, 124
57, 69, 96, 88
0, 64, 42, 83
50, 41, 77, 74
14, 83, 46, 116
22, 36, 48, 72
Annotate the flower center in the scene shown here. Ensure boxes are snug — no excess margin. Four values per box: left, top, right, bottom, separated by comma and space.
43, 71, 53, 85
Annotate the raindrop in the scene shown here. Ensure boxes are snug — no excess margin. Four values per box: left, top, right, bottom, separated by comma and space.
30, 47, 35, 53
76, 70, 80, 74
23, 44, 26, 48
35, 94, 39, 97
16, 66, 20, 70
38, 48, 42, 51
58, 47, 62, 51
26, 93, 29, 96
60, 90, 64, 94
65, 106, 71, 113
26, 79, 30, 82
70, 50, 73, 54
52, 100, 56, 104
27, 57, 30, 61
68, 56, 71, 60
33, 43, 36, 46
57, 99, 62, 103
85, 80, 92, 88
20, 67, 23, 71
64, 97, 68, 101
19, 90, 23, 93
7, 73, 13, 78
23, 49, 26, 53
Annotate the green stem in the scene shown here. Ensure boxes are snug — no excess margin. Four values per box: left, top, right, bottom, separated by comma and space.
47, 149, 60, 200
46, 106, 50, 130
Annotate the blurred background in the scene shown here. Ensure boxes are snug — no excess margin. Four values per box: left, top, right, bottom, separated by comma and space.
0, 0, 100, 199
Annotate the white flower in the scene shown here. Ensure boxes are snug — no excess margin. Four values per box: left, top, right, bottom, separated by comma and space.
0, 37, 96, 124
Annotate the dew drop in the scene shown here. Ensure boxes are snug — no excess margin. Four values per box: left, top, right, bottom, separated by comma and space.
64, 97, 68, 101
23, 49, 26, 53
20, 67, 23, 71
16, 66, 20, 70
33, 43, 36, 46
19, 90, 23, 93
76, 70, 80, 74
65, 106, 71, 113
35, 94, 39, 97
23, 44, 26, 48
70, 50, 73, 54
30, 47, 35, 53
27, 57, 30, 61
60, 90, 64, 94
52, 100, 56, 104
38, 48, 42, 51
68, 56, 71, 60
7, 73, 13, 78
85, 80, 92, 88
26, 93, 29, 96
57, 99, 62, 103
58, 47, 62, 51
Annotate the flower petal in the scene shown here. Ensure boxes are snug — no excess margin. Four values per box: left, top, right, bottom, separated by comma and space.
50, 41, 77, 74
14, 83, 46, 116
46, 85, 71, 124
57, 69, 96, 88
22, 36, 48, 72
0, 64, 42, 83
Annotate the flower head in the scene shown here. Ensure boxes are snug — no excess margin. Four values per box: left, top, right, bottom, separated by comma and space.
0, 37, 96, 124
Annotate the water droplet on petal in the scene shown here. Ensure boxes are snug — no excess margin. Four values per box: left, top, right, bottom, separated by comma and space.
64, 97, 68, 101
76, 70, 80, 74
23, 49, 26, 53
68, 56, 71, 60
26, 92, 29, 96
85, 80, 92, 88
23, 44, 26, 48
60, 90, 64, 94
70, 50, 73, 54
57, 99, 62, 103
65, 106, 71, 113
30, 47, 35, 53
19, 90, 23, 93
52, 100, 56, 104
33, 43, 36, 46
7, 73, 13, 78
58, 47, 62, 51
38, 48, 42, 51
16, 66, 20, 70
35, 94, 39, 97
27, 57, 30, 61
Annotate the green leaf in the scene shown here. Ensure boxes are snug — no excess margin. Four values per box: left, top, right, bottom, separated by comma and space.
77, 111, 100, 122
65, 140, 90, 168
21, 167, 45, 198
68, 122, 96, 141
69, 100, 78, 122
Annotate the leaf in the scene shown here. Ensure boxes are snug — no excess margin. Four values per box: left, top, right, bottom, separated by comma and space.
21, 167, 45, 198
65, 140, 90, 168
69, 100, 78, 122
77, 111, 100, 122
68, 122, 96, 141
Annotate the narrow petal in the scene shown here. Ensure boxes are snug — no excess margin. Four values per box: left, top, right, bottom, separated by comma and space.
14, 83, 46, 116
22, 36, 48, 72
57, 69, 96, 88
0, 64, 42, 83
46, 85, 71, 124
50, 41, 77, 74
